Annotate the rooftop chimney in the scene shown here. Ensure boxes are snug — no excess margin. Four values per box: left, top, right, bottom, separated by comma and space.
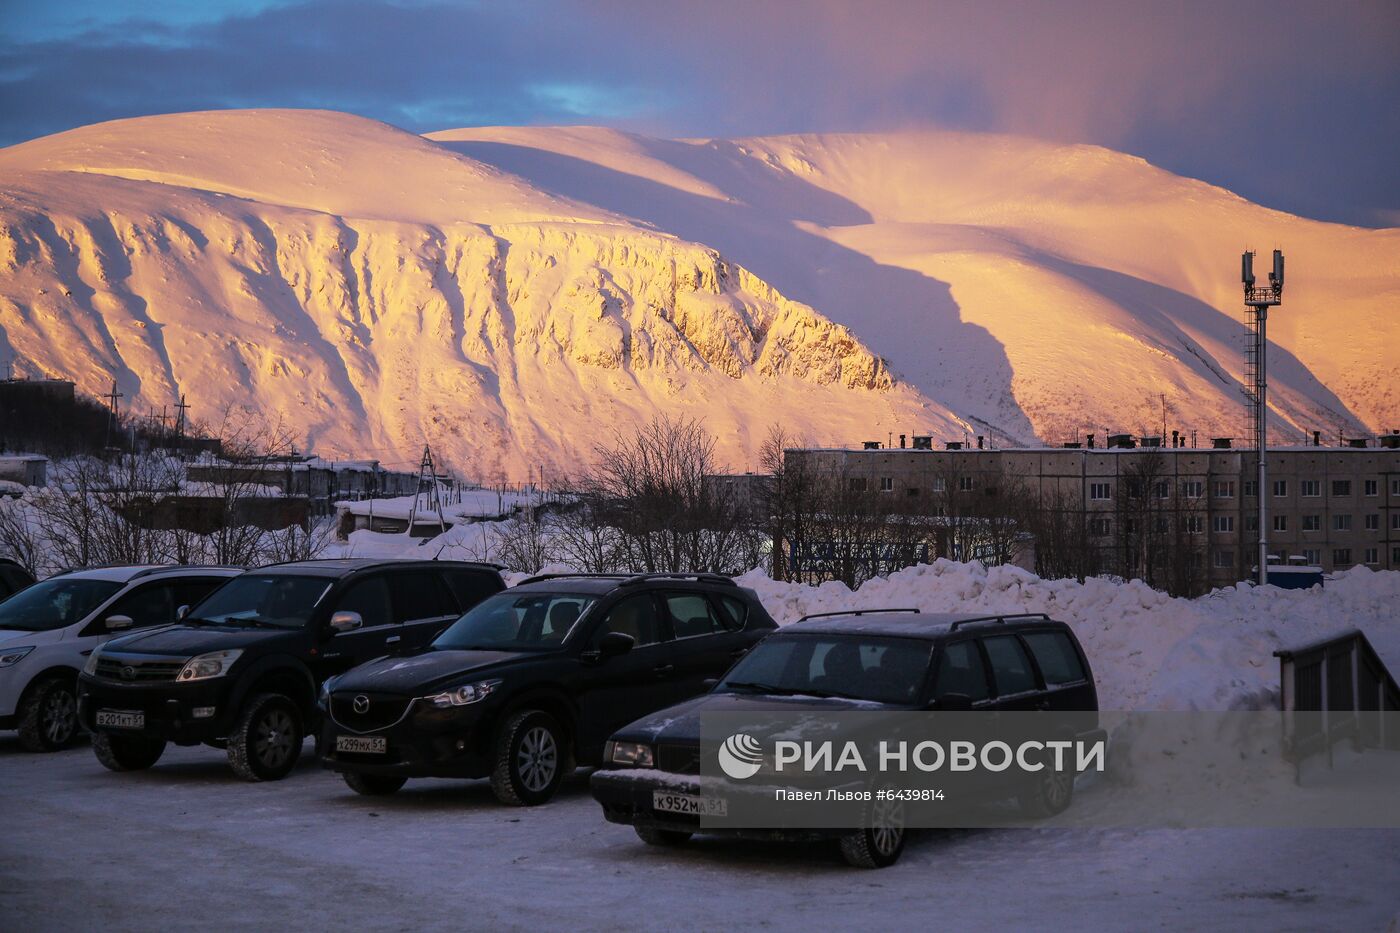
899, 434, 906, 449
977, 435, 985, 449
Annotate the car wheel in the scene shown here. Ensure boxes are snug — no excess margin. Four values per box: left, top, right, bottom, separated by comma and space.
344, 771, 407, 796
490, 710, 566, 806
635, 825, 692, 847
1018, 766, 1075, 819
228, 693, 303, 782
839, 791, 907, 869
93, 732, 166, 771
17, 677, 80, 752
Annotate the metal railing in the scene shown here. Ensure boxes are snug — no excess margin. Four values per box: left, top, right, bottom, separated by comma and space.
1275, 629, 1400, 773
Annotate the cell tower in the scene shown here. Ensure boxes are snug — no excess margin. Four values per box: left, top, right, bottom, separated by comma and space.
1241, 248, 1284, 586
406, 445, 448, 538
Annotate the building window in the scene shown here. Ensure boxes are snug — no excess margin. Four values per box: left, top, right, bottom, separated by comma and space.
1364, 479, 1378, 496
879, 477, 893, 492
1303, 549, 1320, 565
1272, 480, 1288, 497
1332, 548, 1352, 566
959, 476, 974, 492
1245, 515, 1259, 532
1333, 514, 1352, 532
1272, 515, 1288, 532
1183, 515, 1203, 534
1393, 546, 1400, 565
1332, 480, 1352, 497
1393, 479, 1400, 496
1214, 480, 1235, 499
1364, 548, 1379, 565
1154, 516, 1170, 534
1154, 481, 1170, 500
1393, 514, 1400, 531
931, 478, 946, 493
1089, 517, 1112, 536
906, 487, 920, 497
1212, 516, 1235, 533
1301, 480, 1321, 497
848, 477, 867, 492
1365, 514, 1379, 531
1090, 482, 1111, 500
1213, 549, 1234, 569
1243, 480, 1258, 497
1181, 480, 1204, 499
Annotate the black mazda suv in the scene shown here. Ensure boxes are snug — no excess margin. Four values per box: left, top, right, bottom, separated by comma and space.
318, 572, 778, 805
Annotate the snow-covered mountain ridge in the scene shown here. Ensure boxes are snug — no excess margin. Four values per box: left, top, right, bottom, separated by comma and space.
1, 109, 1395, 477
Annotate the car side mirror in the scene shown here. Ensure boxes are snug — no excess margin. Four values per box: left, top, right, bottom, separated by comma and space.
933, 692, 973, 712
176, 605, 190, 620
329, 611, 363, 634
105, 615, 135, 632
583, 631, 635, 663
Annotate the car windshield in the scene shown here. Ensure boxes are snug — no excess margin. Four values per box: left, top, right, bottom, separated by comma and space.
187, 574, 332, 630
719, 634, 934, 705
433, 591, 596, 651
0, 578, 124, 632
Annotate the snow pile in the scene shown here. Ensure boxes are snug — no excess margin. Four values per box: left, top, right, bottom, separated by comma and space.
733, 560, 1400, 711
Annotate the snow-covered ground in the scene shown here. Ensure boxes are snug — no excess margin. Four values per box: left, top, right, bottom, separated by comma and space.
2, 738, 1396, 932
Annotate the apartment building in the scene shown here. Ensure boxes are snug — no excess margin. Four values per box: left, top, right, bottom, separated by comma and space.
786, 439, 1400, 588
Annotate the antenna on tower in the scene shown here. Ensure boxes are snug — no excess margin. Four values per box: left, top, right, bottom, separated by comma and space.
1241, 247, 1284, 587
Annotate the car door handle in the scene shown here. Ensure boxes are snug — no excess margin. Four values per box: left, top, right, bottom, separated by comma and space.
730, 648, 749, 659
652, 664, 675, 677
385, 635, 402, 645
1035, 698, 1051, 710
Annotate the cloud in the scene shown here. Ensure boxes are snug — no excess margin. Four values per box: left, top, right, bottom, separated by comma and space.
0, 0, 1396, 226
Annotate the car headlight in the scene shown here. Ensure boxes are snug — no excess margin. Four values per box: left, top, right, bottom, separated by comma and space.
176, 649, 243, 682
83, 648, 100, 676
0, 646, 34, 669
423, 678, 501, 708
607, 740, 654, 768
319, 677, 335, 707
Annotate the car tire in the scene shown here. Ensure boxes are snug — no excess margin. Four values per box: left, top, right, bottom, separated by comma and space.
490, 710, 567, 806
93, 732, 166, 771
635, 825, 692, 847
1018, 766, 1075, 819
344, 771, 407, 796
839, 791, 907, 869
17, 676, 81, 752
227, 693, 303, 782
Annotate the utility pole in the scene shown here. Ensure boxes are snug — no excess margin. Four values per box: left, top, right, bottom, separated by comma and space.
174, 394, 191, 454
103, 380, 124, 450
1242, 248, 1285, 586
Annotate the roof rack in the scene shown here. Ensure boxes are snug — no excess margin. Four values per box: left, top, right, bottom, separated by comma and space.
618, 572, 738, 587
947, 613, 1051, 631
516, 572, 632, 586
797, 608, 921, 622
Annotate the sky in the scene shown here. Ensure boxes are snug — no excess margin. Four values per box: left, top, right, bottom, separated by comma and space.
1, 0, 1397, 227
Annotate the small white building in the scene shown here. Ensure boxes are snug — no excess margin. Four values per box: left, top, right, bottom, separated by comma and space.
0, 454, 48, 488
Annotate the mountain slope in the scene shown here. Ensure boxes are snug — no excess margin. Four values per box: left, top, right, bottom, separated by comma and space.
431, 126, 1399, 444
0, 111, 953, 478
1, 110, 1395, 482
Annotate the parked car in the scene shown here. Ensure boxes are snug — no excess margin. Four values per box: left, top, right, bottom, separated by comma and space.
78, 559, 505, 780
591, 610, 1102, 868
0, 565, 241, 752
0, 558, 36, 602
318, 572, 778, 805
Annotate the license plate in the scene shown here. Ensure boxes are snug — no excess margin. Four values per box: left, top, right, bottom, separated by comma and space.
336, 735, 387, 754
652, 790, 726, 816
96, 709, 144, 729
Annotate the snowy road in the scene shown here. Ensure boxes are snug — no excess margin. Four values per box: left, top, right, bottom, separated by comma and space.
2, 737, 1396, 932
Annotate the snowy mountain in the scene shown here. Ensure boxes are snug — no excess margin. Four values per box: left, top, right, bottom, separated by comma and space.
1, 110, 1395, 478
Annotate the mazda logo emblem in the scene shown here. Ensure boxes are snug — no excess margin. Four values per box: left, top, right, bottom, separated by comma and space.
120, 666, 136, 681
353, 695, 370, 714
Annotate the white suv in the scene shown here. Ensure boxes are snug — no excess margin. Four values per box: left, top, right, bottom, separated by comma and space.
0, 565, 242, 751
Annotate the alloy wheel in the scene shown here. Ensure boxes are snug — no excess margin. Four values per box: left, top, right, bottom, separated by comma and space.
254, 708, 296, 769
516, 725, 558, 793
42, 687, 77, 746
